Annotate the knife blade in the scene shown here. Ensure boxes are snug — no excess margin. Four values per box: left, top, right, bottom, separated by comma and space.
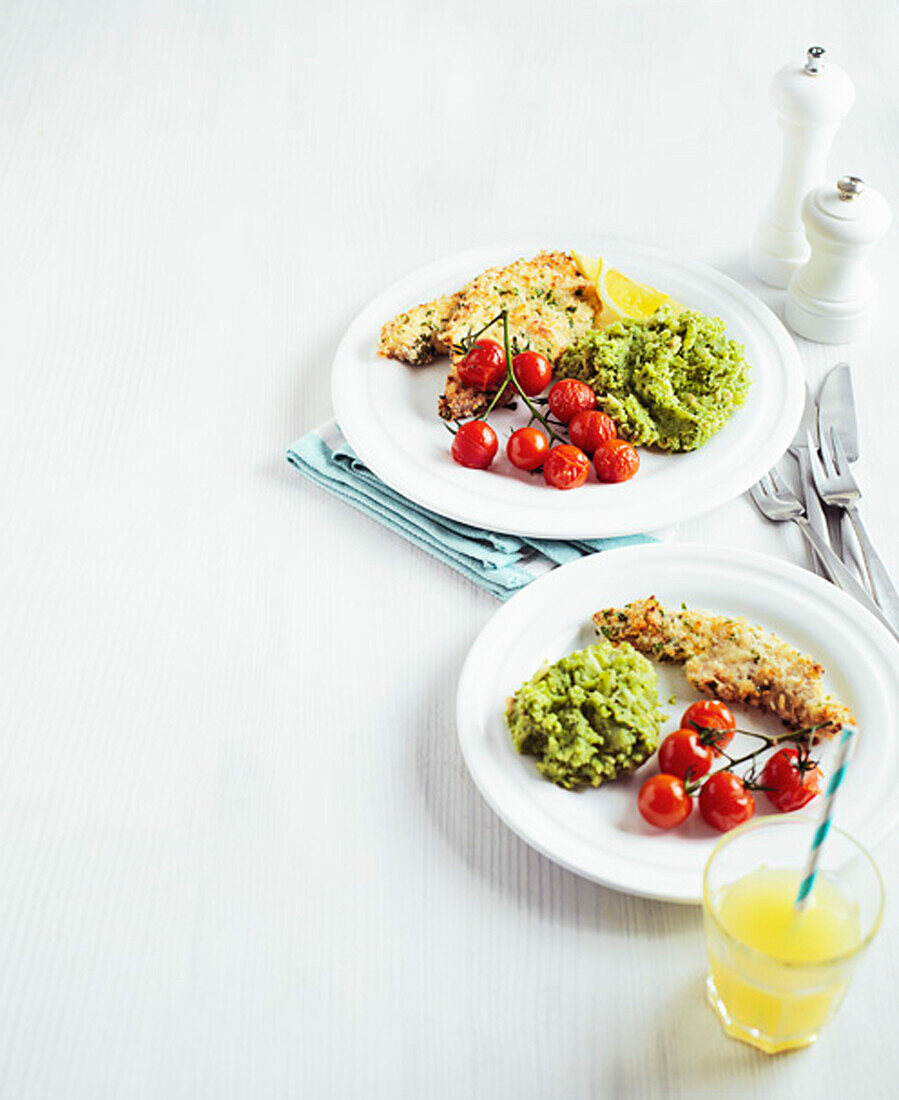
788, 384, 830, 575
818, 362, 858, 462
818, 362, 868, 583
818, 363, 857, 563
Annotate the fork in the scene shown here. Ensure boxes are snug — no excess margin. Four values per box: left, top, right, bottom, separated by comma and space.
807, 427, 899, 632
749, 467, 895, 632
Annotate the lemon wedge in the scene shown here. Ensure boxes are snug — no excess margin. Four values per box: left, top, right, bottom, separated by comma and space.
598, 265, 682, 321
572, 250, 682, 322
572, 250, 600, 284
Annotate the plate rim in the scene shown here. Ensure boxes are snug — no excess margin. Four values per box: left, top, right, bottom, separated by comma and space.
332, 238, 806, 539
455, 542, 899, 904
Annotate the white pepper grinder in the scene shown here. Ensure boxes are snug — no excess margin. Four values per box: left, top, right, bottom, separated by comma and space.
750, 46, 855, 288
786, 175, 892, 343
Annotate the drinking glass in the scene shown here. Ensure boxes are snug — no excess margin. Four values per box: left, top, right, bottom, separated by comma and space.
702, 816, 884, 1053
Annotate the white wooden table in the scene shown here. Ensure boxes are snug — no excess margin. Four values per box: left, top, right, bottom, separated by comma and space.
2, 2, 898, 1096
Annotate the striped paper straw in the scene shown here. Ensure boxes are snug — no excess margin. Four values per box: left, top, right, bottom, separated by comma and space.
795, 725, 857, 910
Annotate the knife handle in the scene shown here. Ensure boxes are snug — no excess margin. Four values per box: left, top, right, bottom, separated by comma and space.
846, 504, 899, 631
794, 447, 830, 576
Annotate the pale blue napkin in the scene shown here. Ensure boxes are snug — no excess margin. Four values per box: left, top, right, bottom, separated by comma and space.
287, 420, 656, 600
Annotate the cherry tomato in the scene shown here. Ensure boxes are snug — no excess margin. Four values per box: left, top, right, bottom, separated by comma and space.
699, 771, 755, 833
512, 351, 553, 396
568, 409, 617, 455
761, 747, 823, 812
543, 445, 590, 490
593, 438, 640, 483
657, 728, 715, 782
547, 379, 596, 424
638, 774, 693, 829
451, 420, 498, 469
507, 427, 549, 471
456, 340, 507, 390
681, 700, 736, 755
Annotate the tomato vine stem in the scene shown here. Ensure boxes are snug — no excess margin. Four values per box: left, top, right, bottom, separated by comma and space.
498, 310, 566, 444
683, 723, 825, 796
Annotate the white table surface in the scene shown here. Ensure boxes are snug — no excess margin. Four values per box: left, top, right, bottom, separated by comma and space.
2, 1, 898, 1096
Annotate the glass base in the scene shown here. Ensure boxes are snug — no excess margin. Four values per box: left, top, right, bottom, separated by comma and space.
706, 974, 819, 1055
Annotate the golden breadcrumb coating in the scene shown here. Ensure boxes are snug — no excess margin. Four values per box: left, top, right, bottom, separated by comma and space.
593, 596, 853, 738
375, 250, 600, 419
377, 292, 461, 365
437, 251, 600, 419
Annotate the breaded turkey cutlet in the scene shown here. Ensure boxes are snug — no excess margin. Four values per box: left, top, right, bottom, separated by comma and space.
593, 596, 853, 737
376, 291, 461, 366
377, 251, 600, 420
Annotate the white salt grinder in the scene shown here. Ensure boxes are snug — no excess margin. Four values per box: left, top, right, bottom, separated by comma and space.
786, 175, 892, 343
750, 46, 855, 288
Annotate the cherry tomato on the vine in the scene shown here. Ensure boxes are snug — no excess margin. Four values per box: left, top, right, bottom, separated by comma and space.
658, 728, 715, 782
638, 774, 693, 829
456, 340, 507, 390
761, 747, 823, 813
451, 420, 498, 469
593, 438, 640, 483
507, 427, 550, 471
698, 771, 755, 832
547, 379, 596, 424
512, 351, 552, 396
681, 700, 736, 756
543, 444, 590, 490
568, 409, 617, 455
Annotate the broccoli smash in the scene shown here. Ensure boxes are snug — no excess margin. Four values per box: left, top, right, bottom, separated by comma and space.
505, 640, 662, 790
555, 307, 751, 452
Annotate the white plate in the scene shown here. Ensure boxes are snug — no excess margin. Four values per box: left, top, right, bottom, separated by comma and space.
456, 543, 899, 903
332, 239, 805, 538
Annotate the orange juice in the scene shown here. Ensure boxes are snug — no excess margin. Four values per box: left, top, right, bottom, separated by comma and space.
706, 867, 862, 1053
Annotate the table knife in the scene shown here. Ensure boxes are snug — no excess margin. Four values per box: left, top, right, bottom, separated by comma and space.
788, 385, 830, 575
817, 363, 858, 561
818, 363, 859, 460
818, 363, 898, 621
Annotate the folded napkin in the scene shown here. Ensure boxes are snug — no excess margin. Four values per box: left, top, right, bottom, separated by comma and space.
287, 420, 656, 600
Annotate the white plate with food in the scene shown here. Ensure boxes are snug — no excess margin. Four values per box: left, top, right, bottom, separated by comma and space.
332, 239, 805, 538
456, 542, 899, 903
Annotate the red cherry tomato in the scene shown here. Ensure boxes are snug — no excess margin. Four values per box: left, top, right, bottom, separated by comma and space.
451, 420, 498, 469
507, 427, 550, 471
547, 379, 596, 424
456, 340, 507, 390
658, 728, 715, 782
568, 409, 617, 455
761, 747, 823, 812
638, 774, 693, 829
593, 438, 640, 483
543, 445, 590, 490
512, 351, 552, 396
681, 700, 736, 756
699, 771, 755, 833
